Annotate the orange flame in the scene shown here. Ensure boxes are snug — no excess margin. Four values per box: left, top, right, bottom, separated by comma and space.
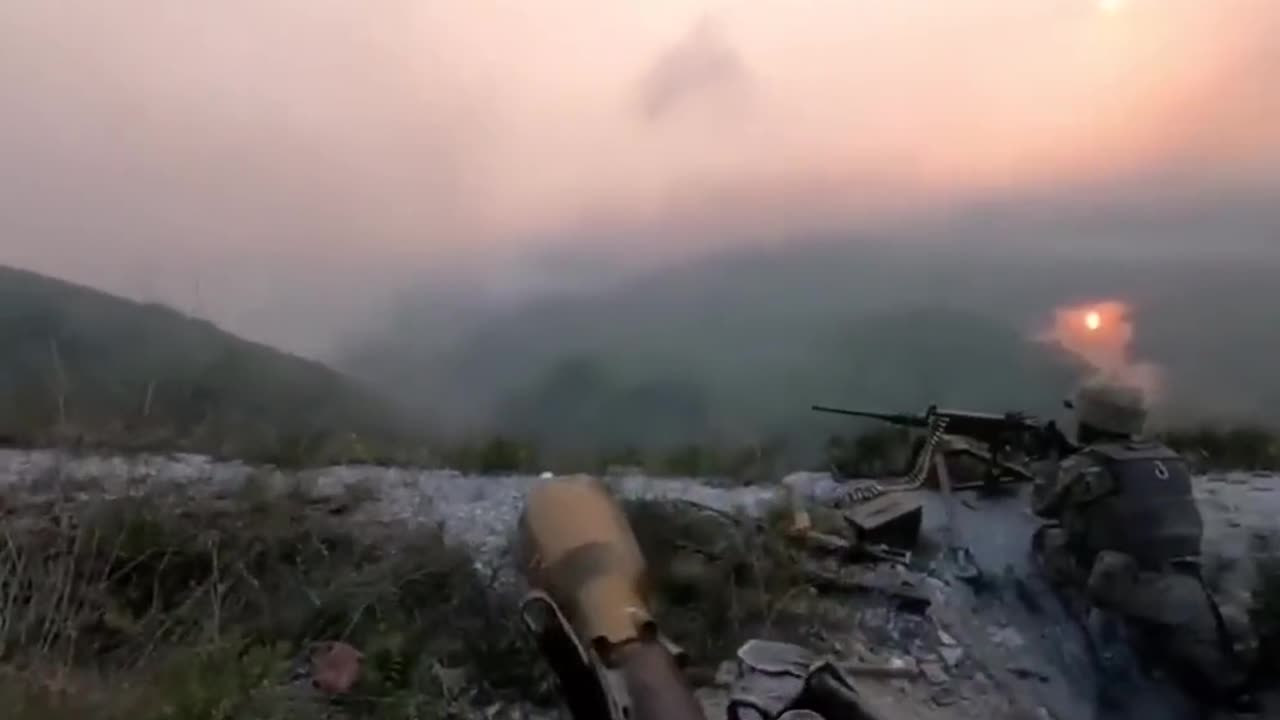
1036, 299, 1162, 401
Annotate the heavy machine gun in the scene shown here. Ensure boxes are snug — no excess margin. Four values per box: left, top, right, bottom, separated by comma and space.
812, 403, 1077, 492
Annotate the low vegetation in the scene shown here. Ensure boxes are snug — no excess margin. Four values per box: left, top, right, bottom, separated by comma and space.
0, 471, 809, 719
0, 477, 544, 720
0, 265, 409, 465
1161, 426, 1280, 472
622, 498, 815, 667
434, 423, 1280, 478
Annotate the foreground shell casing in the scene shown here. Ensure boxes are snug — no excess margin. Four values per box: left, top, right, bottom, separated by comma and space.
519, 475, 655, 648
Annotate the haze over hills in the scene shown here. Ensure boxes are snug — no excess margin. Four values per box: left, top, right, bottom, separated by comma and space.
6, 178, 1278, 466
0, 265, 406, 460
339, 238, 1280, 457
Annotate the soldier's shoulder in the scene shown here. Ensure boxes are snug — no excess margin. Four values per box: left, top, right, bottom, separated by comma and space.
1060, 451, 1106, 475
1058, 452, 1114, 501
1087, 440, 1183, 463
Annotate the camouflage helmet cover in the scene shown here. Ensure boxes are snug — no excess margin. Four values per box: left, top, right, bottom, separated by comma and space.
1072, 377, 1148, 437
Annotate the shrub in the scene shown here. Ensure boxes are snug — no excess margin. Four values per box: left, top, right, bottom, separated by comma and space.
1161, 426, 1280, 471
0, 481, 548, 719
622, 498, 812, 670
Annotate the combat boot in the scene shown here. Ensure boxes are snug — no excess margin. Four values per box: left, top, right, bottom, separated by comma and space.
1032, 524, 1082, 589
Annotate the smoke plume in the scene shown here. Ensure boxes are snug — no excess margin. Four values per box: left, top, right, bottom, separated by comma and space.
1037, 299, 1163, 405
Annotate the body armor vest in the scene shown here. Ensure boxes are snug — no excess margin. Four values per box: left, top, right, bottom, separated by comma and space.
1071, 441, 1203, 570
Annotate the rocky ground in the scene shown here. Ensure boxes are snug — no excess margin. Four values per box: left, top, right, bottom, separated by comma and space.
1, 449, 1277, 720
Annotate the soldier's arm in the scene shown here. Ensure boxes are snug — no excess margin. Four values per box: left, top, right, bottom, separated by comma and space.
1031, 465, 1075, 518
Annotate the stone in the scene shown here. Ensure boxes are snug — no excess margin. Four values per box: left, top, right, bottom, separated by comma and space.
777, 711, 825, 720
989, 626, 1026, 650
920, 662, 949, 685
309, 641, 363, 695
736, 639, 817, 677
837, 657, 918, 679
888, 655, 917, 673
940, 646, 964, 669
715, 660, 739, 687
857, 607, 891, 631
437, 665, 469, 700
931, 688, 961, 707
1007, 664, 1051, 683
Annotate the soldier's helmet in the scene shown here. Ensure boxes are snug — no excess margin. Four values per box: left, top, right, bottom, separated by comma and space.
1072, 378, 1148, 438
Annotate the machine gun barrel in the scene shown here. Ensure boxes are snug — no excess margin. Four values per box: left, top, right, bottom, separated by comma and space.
518, 475, 706, 720
810, 405, 930, 428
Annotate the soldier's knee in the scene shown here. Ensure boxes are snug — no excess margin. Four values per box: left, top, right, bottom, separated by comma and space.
1035, 527, 1082, 587
1087, 550, 1139, 608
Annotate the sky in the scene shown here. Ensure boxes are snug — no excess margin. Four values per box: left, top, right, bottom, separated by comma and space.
2, 0, 1278, 355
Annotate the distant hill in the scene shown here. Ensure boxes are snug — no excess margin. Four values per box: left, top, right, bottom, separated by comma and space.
341, 240, 1280, 458
0, 265, 409, 462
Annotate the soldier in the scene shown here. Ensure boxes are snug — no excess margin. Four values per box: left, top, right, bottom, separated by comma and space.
1030, 378, 1255, 709
1031, 378, 1202, 574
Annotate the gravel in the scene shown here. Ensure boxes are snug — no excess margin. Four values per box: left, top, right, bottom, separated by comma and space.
0, 449, 782, 577
4, 448, 1277, 720
3, 449, 1275, 579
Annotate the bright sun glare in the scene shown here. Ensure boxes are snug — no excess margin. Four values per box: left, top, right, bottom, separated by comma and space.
1085, 311, 1102, 331
1098, 0, 1126, 14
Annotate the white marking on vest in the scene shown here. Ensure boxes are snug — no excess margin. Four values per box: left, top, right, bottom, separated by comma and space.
1154, 460, 1170, 479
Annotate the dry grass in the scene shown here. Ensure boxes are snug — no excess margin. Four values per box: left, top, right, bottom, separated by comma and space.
0, 471, 812, 718
0, 477, 549, 720
622, 498, 819, 674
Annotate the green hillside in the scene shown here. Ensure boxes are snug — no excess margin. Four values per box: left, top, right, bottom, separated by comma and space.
342, 241, 1280, 459
0, 265, 409, 462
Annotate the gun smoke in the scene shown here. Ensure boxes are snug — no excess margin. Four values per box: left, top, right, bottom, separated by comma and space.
1038, 299, 1164, 407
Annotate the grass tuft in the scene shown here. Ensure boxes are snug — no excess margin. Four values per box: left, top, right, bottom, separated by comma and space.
0, 478, 810, 717
0, 479, 549, 719
623, 498, 814, 672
